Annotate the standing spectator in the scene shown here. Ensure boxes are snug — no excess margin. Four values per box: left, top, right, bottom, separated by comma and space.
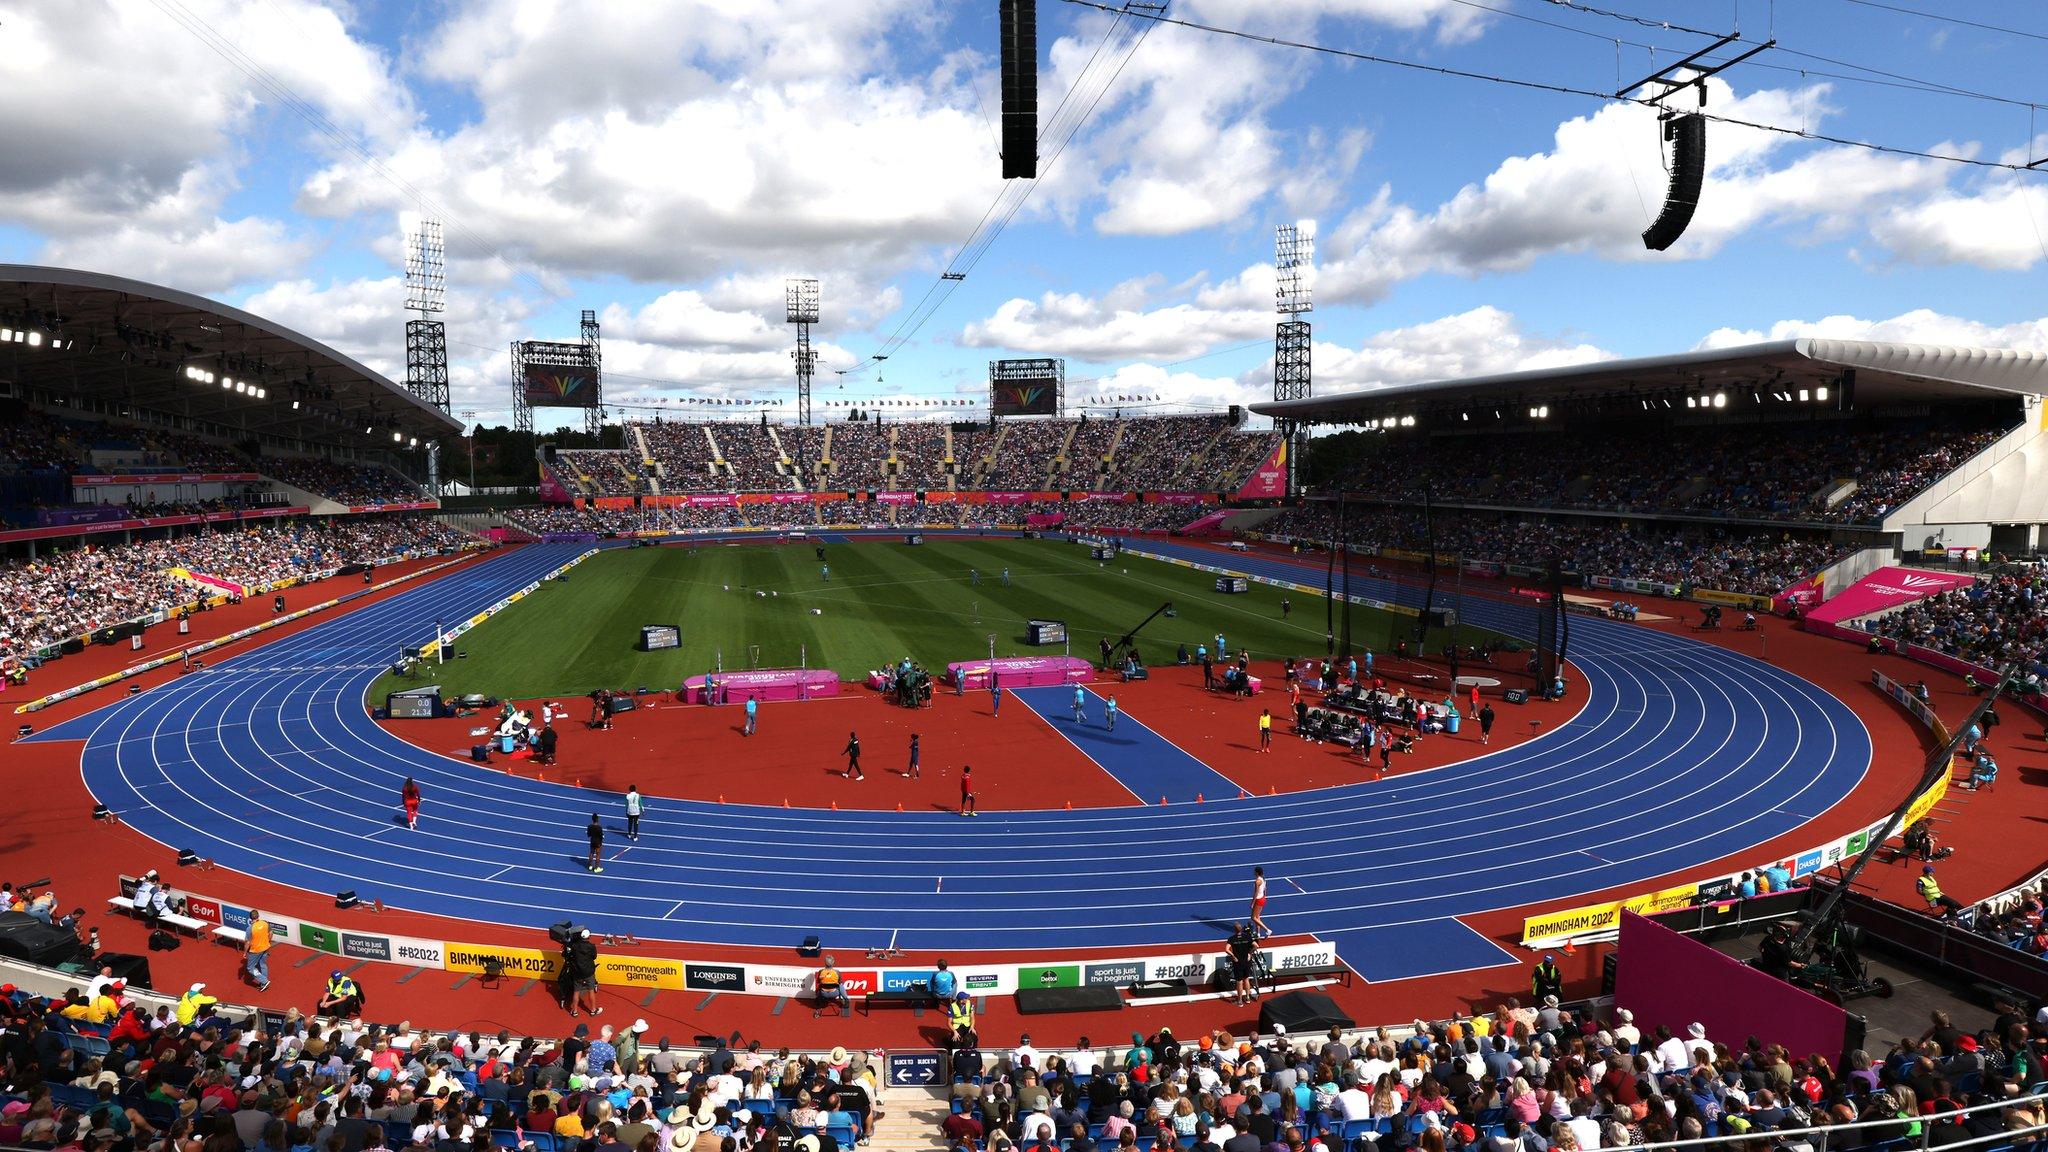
586, 813, 606, 873
623, 787, 642, 841
242, 911, 273, 992
843, 731, 864, 781
743, 694, 758, 736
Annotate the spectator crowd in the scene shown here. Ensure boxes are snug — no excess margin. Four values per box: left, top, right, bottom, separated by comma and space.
0, 517, 474, 661
1867, 564, 2048, 679
1320, 419, 2008, 526
1262, 505, 1843, 598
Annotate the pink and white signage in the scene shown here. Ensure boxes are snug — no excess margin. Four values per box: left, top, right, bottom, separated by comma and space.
1805, 566, 1977, 625
875, 492, 917, 504
686, 493, 737, 507
1234, 440, 1288, 500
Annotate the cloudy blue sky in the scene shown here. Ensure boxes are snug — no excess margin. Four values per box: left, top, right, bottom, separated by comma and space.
4, 0, 2047, 432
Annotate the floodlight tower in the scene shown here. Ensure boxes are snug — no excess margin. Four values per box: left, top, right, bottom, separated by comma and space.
1274, 222, 1312, 402
580, 308, 603, 437
405, 219, 450, 491
787, 279, 820, 426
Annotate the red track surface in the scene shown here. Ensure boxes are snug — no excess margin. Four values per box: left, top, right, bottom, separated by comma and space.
4, 538, 2038, 1052
373, 666, 1565, 812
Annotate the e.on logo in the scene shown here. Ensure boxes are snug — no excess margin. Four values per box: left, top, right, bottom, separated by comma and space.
837, 970, 878, 996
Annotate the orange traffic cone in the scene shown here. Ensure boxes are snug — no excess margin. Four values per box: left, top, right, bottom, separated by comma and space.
1268, 786, 1276, 795
1064, 800, 1072, 809
782, 798, 789, 808
717, 794, 725, 804
895, 802, 904, 812
1238, 788, 1248, 800
1196, 793, 1204, 804
1562, 938, 1578, 956
830, 800, 838, 810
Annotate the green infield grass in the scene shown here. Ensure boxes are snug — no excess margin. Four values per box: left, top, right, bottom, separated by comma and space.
371, 537, 1492, 700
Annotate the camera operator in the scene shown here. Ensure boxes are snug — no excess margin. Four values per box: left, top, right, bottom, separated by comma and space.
560, 927, 602, 1018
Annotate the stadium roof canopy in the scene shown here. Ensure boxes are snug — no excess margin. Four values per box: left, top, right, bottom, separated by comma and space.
1252, 339, 2048, 425
0, 265, 460, 449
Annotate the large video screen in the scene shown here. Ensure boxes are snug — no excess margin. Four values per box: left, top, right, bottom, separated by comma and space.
992, 377, 1058, 416
523, 363, 599, 408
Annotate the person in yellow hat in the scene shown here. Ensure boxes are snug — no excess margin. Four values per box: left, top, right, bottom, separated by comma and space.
175, 982, 217, 1025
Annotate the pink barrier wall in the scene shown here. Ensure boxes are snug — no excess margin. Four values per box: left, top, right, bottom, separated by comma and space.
1807, 566, 1975, 625
682, 668, 840, 704
1178, 509, 1230, 535
947, 655, 1094, 690
1614, 911, 1849, 1062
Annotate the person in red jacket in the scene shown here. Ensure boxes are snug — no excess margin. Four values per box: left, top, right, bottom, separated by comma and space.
401, 778, 421, 830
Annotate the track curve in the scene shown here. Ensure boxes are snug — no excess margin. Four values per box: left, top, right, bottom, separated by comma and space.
37, 540, 1870, 957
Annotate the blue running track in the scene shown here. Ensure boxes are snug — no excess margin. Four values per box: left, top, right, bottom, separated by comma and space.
1009, 684, 1240, 804
31, 539, 1870, 981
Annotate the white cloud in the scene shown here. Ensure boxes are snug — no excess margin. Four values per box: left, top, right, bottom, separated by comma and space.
602, 291, 787, 353
300, 1, 1002, 287
1696, 307, 2048, 352
0, 0, 409, 291
962, 275, 1274, 361
1316, 306, 1614, 390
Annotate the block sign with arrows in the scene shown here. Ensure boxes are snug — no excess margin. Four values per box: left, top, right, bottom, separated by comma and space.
887, 1051, 943, 1087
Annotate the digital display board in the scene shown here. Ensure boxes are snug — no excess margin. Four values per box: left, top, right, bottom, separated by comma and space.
639, 624, 681, 651
522, 363, 599, 408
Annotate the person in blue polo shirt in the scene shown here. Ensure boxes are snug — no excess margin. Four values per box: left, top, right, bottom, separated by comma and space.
1072, 684, 1087, 723
930, 959, 957, 1003
743, 694, 758, 736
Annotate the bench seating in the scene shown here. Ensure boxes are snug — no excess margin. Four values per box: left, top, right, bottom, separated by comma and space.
860, 986, 935, 1016
106, 896, 207, 935
212, 925, 248, 945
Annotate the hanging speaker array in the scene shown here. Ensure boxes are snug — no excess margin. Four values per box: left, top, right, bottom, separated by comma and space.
1000, 0, 1038, 179
1641, 111, 1706, 252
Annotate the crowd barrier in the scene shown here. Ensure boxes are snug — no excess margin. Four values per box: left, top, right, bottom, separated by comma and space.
1518, 670, 1952, 948
110, 869, 1347, 999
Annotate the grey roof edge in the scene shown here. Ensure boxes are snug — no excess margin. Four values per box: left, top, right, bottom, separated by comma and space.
1250, 338, 2048, 418
0, 263, 463, 436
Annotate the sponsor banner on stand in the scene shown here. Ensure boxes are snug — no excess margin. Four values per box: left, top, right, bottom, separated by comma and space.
748, 967, 812, 996
1016, 963, 1080, 989
445, 943, 561, 980
875, 492, 917, 504
1083, 961, 1143, 987
836, 970, 879, 997
882, 970, 936, 992
76, 472, 262, 486
681, 962, 744, 992
1692, 587, 1772, 612
605, 956, 688, 991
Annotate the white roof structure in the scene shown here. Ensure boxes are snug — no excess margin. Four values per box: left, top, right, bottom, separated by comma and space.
1253, 338, 2048, 423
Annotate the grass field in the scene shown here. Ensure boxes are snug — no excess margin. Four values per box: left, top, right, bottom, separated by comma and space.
372, 538, 1457, 700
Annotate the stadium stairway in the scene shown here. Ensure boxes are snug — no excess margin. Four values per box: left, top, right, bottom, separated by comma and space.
874, 1085, 950, 1150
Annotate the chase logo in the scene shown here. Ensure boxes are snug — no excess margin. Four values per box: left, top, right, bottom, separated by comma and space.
881, 971, 933, 993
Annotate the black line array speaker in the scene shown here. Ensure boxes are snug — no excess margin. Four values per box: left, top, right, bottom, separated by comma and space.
1000, 0, 1038, 179
1641, 112, 1705, 252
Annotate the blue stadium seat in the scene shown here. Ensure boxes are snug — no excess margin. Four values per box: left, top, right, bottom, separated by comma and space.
827, 1124, 857, 1147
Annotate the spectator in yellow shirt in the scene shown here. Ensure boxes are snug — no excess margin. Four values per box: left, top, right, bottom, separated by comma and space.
175, 983, 217, 1026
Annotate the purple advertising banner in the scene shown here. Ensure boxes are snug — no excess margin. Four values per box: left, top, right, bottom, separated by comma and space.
1614, 911, 1849, 1062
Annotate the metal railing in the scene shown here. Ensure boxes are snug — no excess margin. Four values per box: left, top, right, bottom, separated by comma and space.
1594, 1092, 2047, 1152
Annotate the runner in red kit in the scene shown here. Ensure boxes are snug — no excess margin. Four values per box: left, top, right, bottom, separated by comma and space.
401, 777, 421, 830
